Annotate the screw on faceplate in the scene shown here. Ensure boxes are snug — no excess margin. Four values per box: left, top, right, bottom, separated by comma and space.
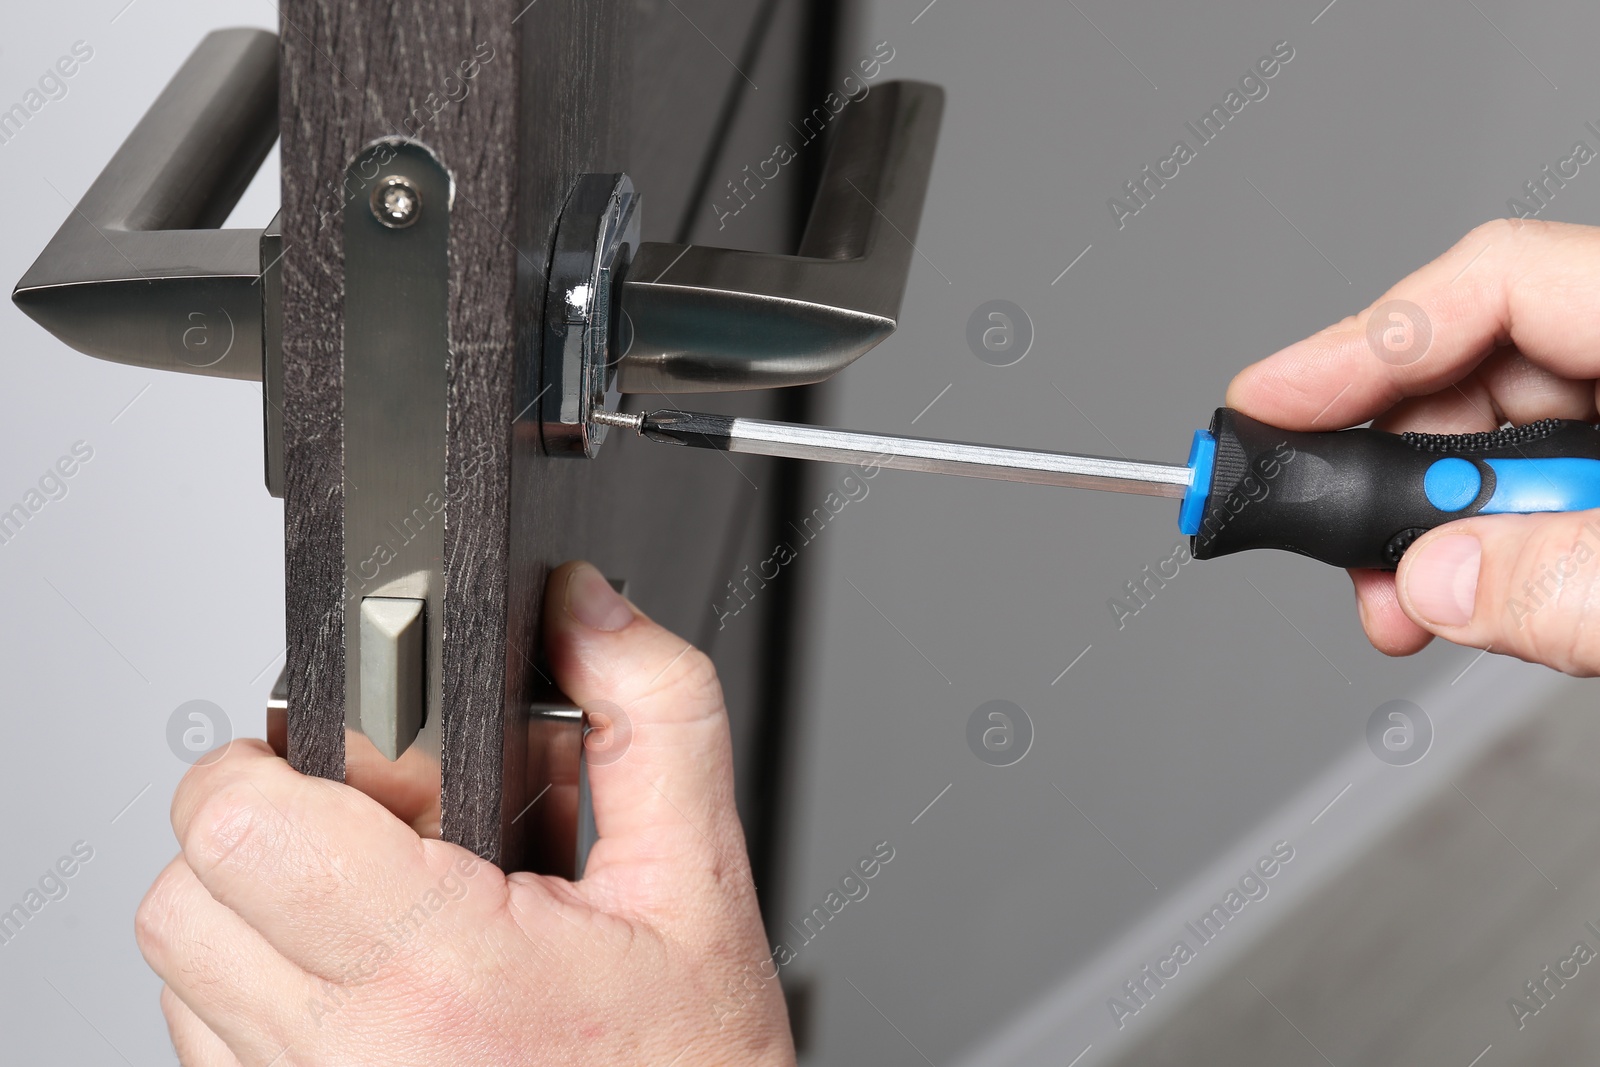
371, 175, 422, 229
590, 408, 644, 432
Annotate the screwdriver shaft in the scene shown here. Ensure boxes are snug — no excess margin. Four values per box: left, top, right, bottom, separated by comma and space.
594, 408, 1193, 499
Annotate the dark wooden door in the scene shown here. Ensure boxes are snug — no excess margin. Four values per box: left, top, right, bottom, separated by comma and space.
277, 0, 838, 886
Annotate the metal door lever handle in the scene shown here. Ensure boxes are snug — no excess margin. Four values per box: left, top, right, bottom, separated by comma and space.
616, 80, 944, 394
12, 28, 278, 383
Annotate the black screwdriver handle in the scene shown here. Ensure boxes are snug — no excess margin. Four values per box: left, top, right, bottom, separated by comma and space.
1187, 408, 1600, 569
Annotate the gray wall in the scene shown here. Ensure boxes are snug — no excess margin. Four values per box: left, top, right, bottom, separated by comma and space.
0, 3, 281, 1062
779, 0, 1600, 1063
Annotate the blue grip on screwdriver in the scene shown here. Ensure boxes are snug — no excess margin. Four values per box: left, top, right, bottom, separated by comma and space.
1181, 410, 1600, 569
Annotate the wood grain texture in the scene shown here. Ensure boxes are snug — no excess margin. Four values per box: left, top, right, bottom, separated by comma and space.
499, 0, 804, 870
278, 1, 360, 783
280, 0, 818, 871
280, 0, 531, 850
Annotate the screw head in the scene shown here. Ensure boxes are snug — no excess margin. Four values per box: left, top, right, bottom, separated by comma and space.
371, 175, 422, 228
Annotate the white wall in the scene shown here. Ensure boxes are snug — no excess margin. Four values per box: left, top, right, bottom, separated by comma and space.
0, 4, 281, 1061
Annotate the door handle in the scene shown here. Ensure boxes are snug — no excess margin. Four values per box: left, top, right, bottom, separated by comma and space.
538, 80, 945, 455
14, 29, 280, 485
616, 80, 944, 394
13, 28, 279, 384
12, 27, 949, 877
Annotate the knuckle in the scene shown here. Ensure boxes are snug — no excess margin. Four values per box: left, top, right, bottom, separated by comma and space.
136, 866, 250, 996
1465, 216, 1522, 246
1436, 219, 1532, 313
1456, 218, 1531, 281
1487, 217, 1566, 275
1465, 215, 1551, 256
172, 739, 254, 800
134, 867, 185, 957
158, 984, 185, 1026
665, 644, 729, 730
170, 751, 260, 845
183, 781, 269, 875
670, 644, 721, 700
1325, 312, 1366, 343
170, 759, 224, 828
635, 641, 726, 722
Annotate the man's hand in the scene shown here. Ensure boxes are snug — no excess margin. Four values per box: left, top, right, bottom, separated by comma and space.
135, 561, 796, 1066
1229, 218, 1600, 675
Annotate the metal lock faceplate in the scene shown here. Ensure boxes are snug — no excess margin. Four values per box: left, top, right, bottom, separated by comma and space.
342, 139, 452, 763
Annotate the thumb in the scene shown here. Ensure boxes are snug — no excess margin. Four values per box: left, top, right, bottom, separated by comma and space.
1396, 511, 1600, 675
541, 561, 751, 906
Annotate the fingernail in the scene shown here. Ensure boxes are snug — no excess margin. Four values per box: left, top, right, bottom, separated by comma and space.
1404, 534, 1481, 627
565, 563, 633, 632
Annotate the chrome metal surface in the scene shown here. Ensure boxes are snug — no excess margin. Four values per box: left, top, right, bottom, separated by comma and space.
726, 417, 1191, 496
537, 173, 640, 456
261, 212, 284, 497
342, 141, 452, 782
11, 28, 278, 382
268, 666, 288, 716
608, 407, 1193, 498
266, 665, 289, 759
514, 581, 622, 875
616, 80, 944, 393
371, 175, 422, 229
523, 703, 596, 880
590, 408, 644, 431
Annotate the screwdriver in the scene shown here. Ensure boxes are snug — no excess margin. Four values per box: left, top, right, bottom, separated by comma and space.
592, 407, 1600, 570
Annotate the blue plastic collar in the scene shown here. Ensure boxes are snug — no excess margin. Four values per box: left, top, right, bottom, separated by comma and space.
1178, 429, 1216, 536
